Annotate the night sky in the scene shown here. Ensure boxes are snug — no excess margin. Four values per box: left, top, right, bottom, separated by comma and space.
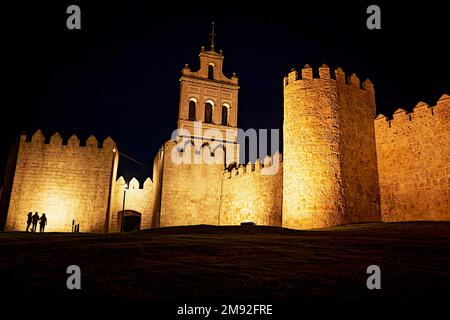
2, 1, 448, 183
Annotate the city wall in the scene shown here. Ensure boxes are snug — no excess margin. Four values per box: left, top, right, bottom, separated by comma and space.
4, 130, 117, 233
375, 94, 450, 221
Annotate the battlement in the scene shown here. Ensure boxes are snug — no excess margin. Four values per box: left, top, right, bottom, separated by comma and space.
220, 153, 283, 227
20, 130, 116, 151
283, 64, 374, 92
115, 176, 153, 190
374, 94, 450, 130
223, 152, 283, 179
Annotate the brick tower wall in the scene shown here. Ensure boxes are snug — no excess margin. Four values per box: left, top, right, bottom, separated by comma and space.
158, 139, 225, 227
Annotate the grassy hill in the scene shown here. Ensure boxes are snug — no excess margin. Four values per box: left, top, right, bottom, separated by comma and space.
1, 222, 450, 301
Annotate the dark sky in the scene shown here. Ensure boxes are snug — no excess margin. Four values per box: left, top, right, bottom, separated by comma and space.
1, 1, 449, 183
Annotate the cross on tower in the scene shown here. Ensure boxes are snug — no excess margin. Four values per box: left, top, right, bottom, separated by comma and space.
209, 22, 217, 51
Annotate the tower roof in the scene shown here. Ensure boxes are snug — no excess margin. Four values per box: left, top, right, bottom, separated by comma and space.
180, 24, 238, 86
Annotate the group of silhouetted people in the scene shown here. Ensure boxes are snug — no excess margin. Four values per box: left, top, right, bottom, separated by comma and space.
26, 212, 47, 232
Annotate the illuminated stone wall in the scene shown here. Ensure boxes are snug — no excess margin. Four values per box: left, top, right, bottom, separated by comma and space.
3, 61, 448, 233
336, 68, 381, 225
150, 145, 165, 228
282, 65, 381, 229
110, 176, 154, 232
5, 130, 117, 233
157, 140, 225, 227
375, 94, 450, 222
220, 154, 283, 226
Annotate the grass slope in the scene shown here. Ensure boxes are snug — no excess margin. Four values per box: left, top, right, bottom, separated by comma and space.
0, 222, 449, 301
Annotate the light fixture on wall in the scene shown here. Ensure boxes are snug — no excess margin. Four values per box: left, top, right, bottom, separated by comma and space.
120, 183, 128, 232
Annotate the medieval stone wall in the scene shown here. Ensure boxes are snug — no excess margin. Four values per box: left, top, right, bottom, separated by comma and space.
158, 140, 225, 227
150, 145, 165, 228
375, 94, 450, 222
220, 154, 283, 226
283, 65, 380, 229
110, 176, 154, 232
335, 69, 381, 224
3, 58, 448, 233
5, 130, 117, 233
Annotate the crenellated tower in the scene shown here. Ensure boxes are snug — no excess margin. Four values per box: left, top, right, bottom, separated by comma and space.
283, 64, 381, 229
151, 29, 241, 228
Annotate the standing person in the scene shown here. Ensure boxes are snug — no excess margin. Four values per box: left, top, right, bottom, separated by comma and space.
31, 212, 40, 232
39, 214, 47, 233
26, 212, 33, 232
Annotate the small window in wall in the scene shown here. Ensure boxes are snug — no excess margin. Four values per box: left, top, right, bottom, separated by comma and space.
188, 100, 196, 121
205, 103, 213, 123
221, 105, 228, 125
208, 65, 214, 80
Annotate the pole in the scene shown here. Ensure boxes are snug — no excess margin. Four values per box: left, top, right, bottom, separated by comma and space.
121, 189, 126, 232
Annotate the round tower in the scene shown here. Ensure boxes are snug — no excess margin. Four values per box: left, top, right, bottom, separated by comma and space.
282, 64, 380, 229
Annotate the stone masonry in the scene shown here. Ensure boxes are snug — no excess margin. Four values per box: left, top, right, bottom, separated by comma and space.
2, 131, 117, 233
283, 65, 381, 229
375, 94, 450, 222
0, 44, 448, 232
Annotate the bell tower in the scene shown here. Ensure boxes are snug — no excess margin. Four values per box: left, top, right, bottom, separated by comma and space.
177, 24, 240, 164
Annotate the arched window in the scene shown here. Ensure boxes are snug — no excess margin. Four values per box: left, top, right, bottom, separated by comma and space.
188, 100, 196, 121
204, 102, 213, 123
221, 105, 228, 125
208, 65, 214, 80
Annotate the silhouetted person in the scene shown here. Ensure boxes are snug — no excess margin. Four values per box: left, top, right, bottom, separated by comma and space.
31, 212, 39, 232
39, 214, 47, 232
26, 212, 32, 232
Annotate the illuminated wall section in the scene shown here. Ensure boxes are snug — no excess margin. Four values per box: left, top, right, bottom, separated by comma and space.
375, 94, 450, 222
158, 139, 225, 227
110, 176, 154, 232
220, 154, 283, 226
5, 130, 117, 233
283, 64, 380, 229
